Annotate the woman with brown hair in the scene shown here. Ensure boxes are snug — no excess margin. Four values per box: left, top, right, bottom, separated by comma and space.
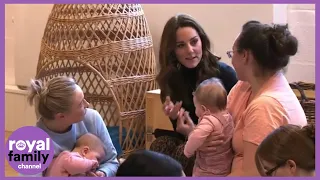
167, 20, 308, 176
149, 13, 238, 176
226, 21, 307, 176
255, 123, 315, 177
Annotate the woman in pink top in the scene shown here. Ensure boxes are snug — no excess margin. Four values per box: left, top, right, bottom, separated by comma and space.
184, 77, 234, 176
226, 21, 307, 176
177, 20, 307, 177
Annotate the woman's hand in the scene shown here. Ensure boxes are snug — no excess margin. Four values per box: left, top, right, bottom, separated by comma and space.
163, 96, 182, 120
199, 131, 225, 154
176, 108, 195, 136
86, 171, 98, 177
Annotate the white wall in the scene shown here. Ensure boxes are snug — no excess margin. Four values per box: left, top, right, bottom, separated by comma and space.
273, 4, 288, 24
5, 4, 53, 85
273, 4, 315, 83
5, 5, 17, 85
286, 4, 315, 83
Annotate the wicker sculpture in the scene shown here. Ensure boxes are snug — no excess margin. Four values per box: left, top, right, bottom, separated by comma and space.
35, 4, 157, 157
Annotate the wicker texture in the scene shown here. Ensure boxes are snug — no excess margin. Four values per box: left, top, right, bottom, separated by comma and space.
290, 82, 315, 124
35, 4, 157, 157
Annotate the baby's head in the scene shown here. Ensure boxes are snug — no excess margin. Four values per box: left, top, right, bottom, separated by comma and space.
73, 133, 105, 162
193, 77, 227, 117
116, 150, 185, 176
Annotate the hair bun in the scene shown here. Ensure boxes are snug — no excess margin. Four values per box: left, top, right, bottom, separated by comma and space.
30, 79, 43, 95
302, 123, 315, 144
266, 24, 298, 57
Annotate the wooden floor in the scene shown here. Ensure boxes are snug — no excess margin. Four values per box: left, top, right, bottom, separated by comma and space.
5, 131, 19, 177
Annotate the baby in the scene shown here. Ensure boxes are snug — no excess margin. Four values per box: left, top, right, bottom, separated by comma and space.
184, 77, 234, 177
45, 133, 105, 177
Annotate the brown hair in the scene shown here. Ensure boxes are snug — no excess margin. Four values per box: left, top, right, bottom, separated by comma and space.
255, 123, 315, 176
194, 77, 227, 111
27, 76, 78, 120
156, 13, 220, 101
116, 150, 183, 176
236, 20, 298, 75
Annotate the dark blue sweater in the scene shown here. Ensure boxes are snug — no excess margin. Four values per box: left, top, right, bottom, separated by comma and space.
162, 61, 238, 133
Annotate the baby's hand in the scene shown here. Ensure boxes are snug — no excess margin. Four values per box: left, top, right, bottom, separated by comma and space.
95, 171, 106, 177
91, 160, 99, 169
87, 170, 105, 177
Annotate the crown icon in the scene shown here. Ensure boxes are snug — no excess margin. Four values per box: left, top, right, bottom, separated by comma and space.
17, 142, 25, 148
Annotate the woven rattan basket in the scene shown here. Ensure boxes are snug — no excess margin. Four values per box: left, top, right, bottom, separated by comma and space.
35, 4, 157, 157
290, 82, 315, 124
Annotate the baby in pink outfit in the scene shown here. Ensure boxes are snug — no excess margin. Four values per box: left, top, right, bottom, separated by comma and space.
46, 133, 105, 177
184, 77, 234, 177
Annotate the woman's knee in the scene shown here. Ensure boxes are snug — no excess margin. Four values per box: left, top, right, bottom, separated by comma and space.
149, 136, 183, 154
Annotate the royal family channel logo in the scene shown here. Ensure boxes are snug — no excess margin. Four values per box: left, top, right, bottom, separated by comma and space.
5, 126, 54, 175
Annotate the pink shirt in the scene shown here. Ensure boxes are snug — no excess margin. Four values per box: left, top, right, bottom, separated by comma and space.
184, 111, 234, 176
46, 151, 98, 177
227, 72, 307, 174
